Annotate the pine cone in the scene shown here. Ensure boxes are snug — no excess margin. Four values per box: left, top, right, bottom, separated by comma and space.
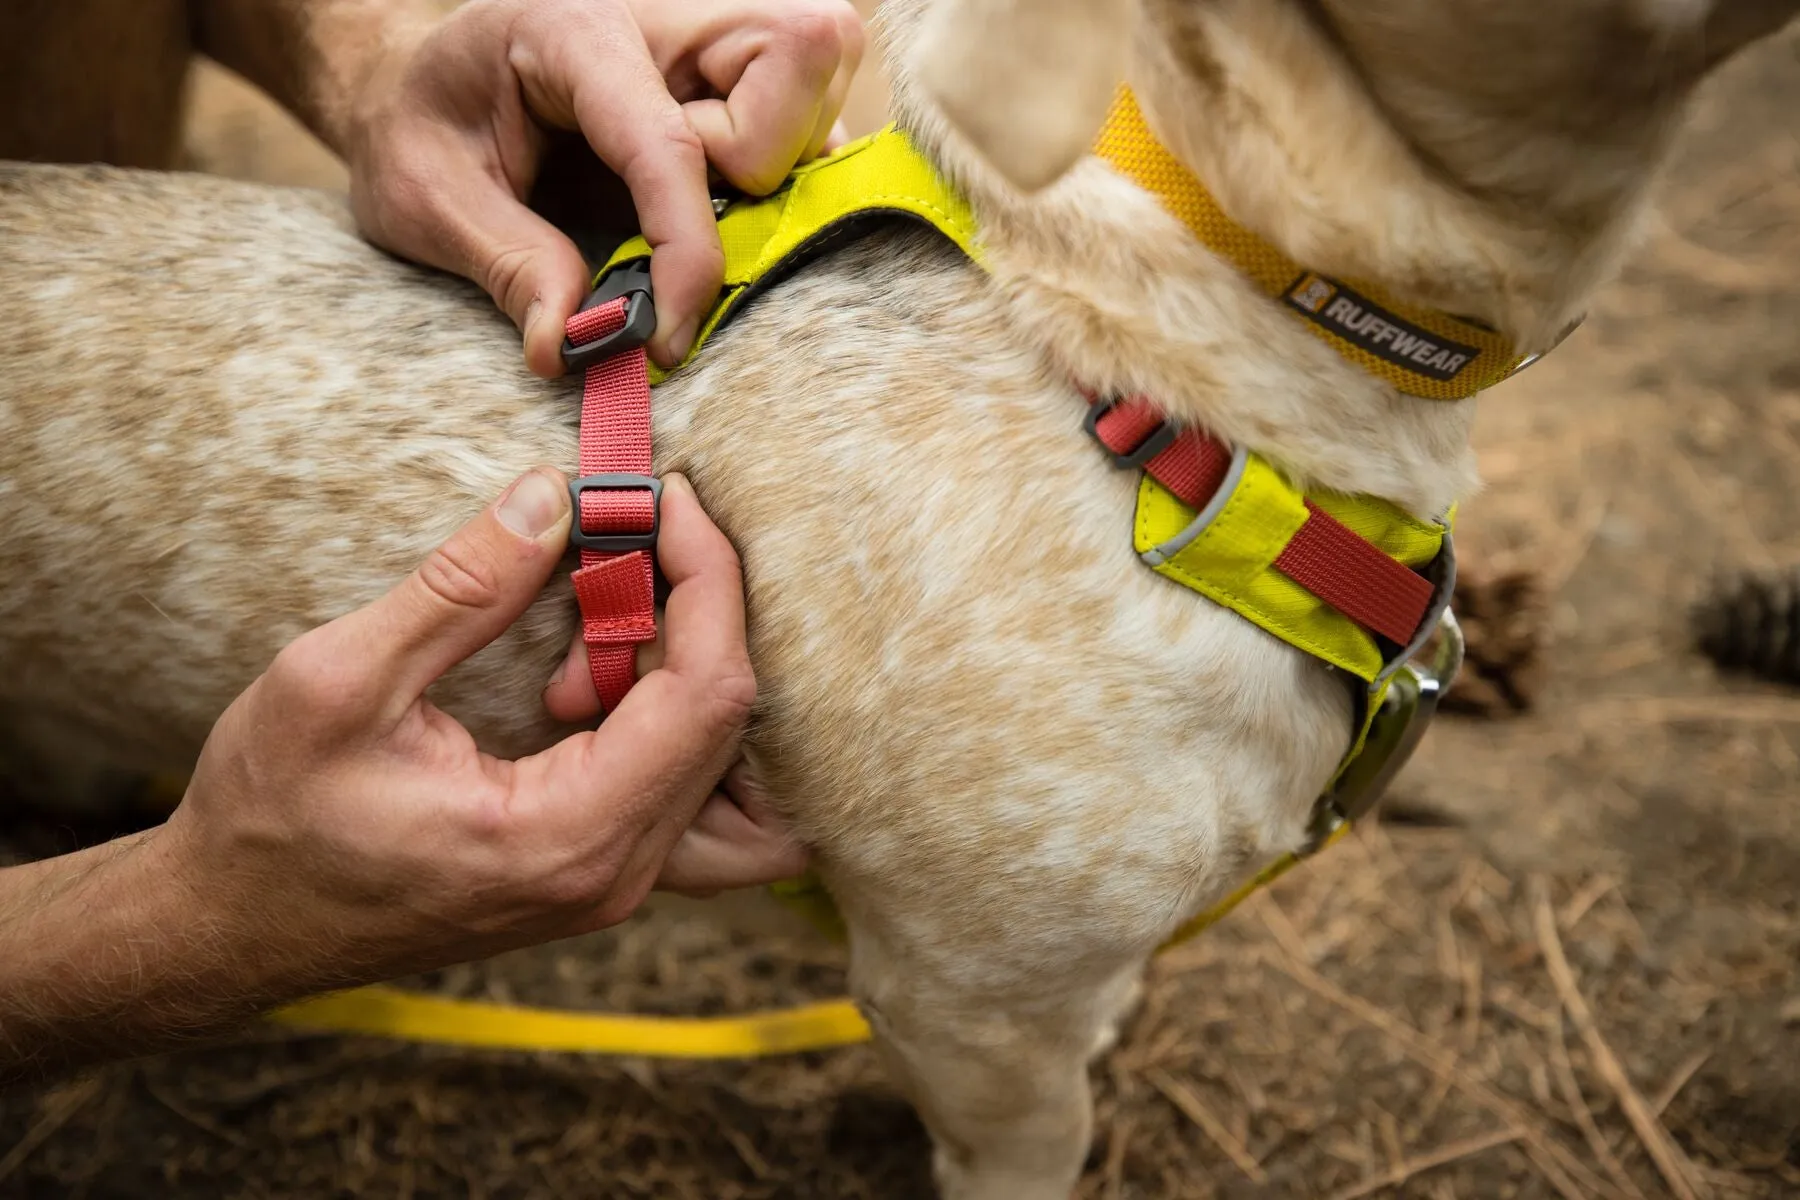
1693, 567, 1800, 685
1441, 568, 1546, 717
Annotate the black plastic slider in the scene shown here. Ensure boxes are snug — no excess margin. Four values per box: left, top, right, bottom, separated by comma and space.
1083, 396, 1178, 470
561, 259, 657, 374
568, 474, 662, 554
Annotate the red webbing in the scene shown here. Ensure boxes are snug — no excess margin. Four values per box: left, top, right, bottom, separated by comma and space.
567, 298, 658, 714
1091, 397, 1232, 509
1090, 396, 1434, 646
1143, 433, 1232, 510
1274, 503, 1434, 646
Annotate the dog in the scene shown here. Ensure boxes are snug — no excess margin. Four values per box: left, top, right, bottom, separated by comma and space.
3, 0, 1795, 1195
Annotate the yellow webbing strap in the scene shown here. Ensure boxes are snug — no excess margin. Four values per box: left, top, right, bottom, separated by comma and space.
1159, 821, 1350, 948
1092, 89, 1526, 401
272, 985, 871, 1058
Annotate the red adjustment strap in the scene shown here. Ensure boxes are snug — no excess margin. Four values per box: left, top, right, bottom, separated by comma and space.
564, 279, 660, 716
1088, 396, 1434, 646
1275, 503, 1433, 645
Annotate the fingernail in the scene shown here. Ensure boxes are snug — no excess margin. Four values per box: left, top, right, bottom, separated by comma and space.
663, 472, 694, 499
497, 469, 566, 539
523, 297, 543, 341
548, 658, 568, 686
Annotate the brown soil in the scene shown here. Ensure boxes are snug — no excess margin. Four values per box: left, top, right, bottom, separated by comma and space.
4, 20, 1799, 1200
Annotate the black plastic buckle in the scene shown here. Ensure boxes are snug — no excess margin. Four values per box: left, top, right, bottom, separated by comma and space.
1083, 396, 1178, 470
561, 259, 657, 374
569, 473, 662, 553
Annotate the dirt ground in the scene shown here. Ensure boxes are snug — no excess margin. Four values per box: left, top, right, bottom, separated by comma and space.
4, 20, 1800, 1200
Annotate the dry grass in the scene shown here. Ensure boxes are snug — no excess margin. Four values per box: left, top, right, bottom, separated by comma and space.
10, 815, 1793, 1198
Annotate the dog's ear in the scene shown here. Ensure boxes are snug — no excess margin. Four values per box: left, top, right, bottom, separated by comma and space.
910, 0, 1136, 192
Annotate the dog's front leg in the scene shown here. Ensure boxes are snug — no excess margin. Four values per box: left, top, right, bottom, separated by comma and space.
843, 912, 1151, 1200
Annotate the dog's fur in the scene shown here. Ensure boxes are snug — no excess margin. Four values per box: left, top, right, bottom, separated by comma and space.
2, 1, 1795, 1195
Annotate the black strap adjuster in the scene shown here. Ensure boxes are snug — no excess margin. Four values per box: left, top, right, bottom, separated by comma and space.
569, 474, 662, 553
561, 259, 657, 374
1083, 396, 1178, 469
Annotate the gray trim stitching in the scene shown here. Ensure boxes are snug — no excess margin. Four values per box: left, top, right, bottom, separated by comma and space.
1139, 443, 1251, 568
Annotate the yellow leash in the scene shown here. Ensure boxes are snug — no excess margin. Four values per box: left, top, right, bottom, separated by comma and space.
272, 985, 871, 1058
270, 826, 1346, 1059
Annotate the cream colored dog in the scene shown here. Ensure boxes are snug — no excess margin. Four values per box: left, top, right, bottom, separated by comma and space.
2, 0, 1794, 1195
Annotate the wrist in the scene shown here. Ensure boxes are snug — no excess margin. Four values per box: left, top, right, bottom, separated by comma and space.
0, 827, 244, 1080
145, 808, 345, 1007
323, 10, 436, 161
191, 0, 440, 161
0, 816, 349, 1083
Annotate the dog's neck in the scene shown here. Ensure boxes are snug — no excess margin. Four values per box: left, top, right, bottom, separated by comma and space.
878, 0, 1698, 518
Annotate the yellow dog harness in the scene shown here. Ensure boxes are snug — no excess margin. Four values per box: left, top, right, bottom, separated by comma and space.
276, 89, 1509, 1055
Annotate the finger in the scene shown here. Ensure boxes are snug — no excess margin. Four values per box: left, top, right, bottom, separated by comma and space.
324, 468, 573, 716
353, 140, 591, 381
516, 473, 752, 837
681, 64, 822, 196
516, 647, 748, 904
683, 10, 856, 194
454, 182, 595, 380
655, 786, 810, 894
541, 625, 665, 723
512, 12, 722, 367
818, 118, 852, 158
804, 24, 865, 162
644, 475, 752, 685
541, 472, 746, 730
542, 632, 599, 723
541, 471, 731, 727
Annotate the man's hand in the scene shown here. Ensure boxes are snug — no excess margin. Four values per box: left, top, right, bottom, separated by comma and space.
167, 467, 800, 971
194, 0, 861, 371
343, 0, 865, 375
0, 470, 804, 1081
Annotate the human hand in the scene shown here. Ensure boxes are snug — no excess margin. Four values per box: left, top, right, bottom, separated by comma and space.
154, 468, 806, 998
343, 0, 865, 376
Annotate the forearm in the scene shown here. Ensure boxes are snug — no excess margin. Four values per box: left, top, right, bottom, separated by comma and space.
191, 0, 442, 156
0, 830, 277, 1084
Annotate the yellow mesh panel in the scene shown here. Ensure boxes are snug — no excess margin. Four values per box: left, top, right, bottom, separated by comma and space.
600, 126, 979, 384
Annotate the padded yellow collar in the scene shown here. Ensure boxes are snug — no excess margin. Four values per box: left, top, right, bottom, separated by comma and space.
1093, 89, 1527, 401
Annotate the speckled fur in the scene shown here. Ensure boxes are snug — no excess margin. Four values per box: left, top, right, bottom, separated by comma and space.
2, 1, 1793, 1195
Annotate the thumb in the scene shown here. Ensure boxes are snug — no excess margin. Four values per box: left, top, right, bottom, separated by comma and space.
332, 468, 573, 716
358, 159, 592, 381
425, 177, 594, 380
